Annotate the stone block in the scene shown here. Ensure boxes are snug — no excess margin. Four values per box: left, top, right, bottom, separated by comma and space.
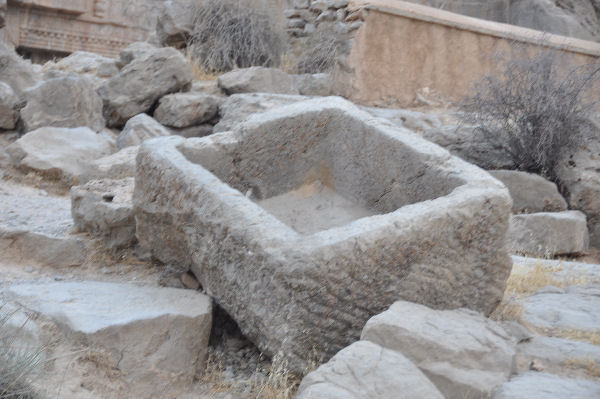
362, 300, 516, 399
297, 341, 444, 399
489, 170, 567, 213
133, 97, 512, 371
71, 178, 136, 250
508, 211, 589, 256
21, 75, 105, 132
6, 281, 212, 398
117, 113, 171, 149
7, 126, 114, 184
97, 47, 193, 127
217, 67, 299, 95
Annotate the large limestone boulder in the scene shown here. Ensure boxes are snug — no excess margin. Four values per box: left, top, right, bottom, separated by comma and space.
71, 178, 136, 250
118, 41, 158, 67
21, 75, 105, 132
406, 0, 600, 42
217, 67, 299, 95
510, 0, 600, 42
7, 127, 114, 184
296, 341, 444, 399
0, 81, 19, 130
492, 372, 600, 399
361, 301, 516, 399
134, 98, 512, 371
0, 41, 41, 97
294, 73, 333, 96
154, 93, 221, 128
423, 125, 515, 170
521, 285, 600, 333
214, 92, 309, 132
82, 146, 138, 182
6, 281, 212, 399
97, 47, 193, 127
508, 211, 589, 256
42, 51, 120, 84
117, 113, 171, 149
155, 0, 197, 47
489, 170, 567, 214
557, 139, 600, 247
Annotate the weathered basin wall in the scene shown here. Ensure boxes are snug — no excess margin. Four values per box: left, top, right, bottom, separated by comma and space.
334, 0, 600, 107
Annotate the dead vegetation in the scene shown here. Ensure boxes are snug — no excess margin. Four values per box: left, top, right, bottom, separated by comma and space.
564, 357, 600, 378
295, 27, 343, 74
0, 307, 44, 399
199, 349, 321, 399
490, 261, 588, 324
461, 43, 600, 181
186, 0, 287, 74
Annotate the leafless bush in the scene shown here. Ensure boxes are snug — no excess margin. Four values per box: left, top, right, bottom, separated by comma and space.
187, 0, 287, 73
296, 28, 343, 74
460, 45, 600, 180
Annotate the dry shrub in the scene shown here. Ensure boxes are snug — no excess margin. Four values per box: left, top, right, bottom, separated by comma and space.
187, 0, 286, 73
0, 307, 44, 399
296, 27, 344, 74
461, 43, 600, 181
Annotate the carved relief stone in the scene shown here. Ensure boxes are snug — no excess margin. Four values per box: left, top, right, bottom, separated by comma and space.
2, 0, 163, 58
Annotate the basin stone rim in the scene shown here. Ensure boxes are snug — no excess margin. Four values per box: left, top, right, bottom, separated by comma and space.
137, 98, 509, 252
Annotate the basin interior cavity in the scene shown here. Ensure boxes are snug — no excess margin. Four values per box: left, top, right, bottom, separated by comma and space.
179, 107, 464, 234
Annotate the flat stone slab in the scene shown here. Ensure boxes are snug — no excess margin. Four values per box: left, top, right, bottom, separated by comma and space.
0, 182, 86, 267
508, 211, 589, 257
521, 285, 600, 332
134, 97, 512, 371
516, 336, 600, 377
296, 341, 444, 399
361, 300, 516, 398
5, 281, 212, 398
493, 372, 600, 399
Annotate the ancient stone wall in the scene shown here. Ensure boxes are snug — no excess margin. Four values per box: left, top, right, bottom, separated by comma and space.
285, 1, 600, 108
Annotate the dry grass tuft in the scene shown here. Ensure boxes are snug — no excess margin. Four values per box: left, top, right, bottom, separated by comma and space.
249, 353, 299, 399
185, 51, 221, 82
489, 298, 523, 323
564, 357, 600, 378
199, 349, 322, 398
504, 262, 588, 296
555, 330, 600, 346
491, 260, 588, 322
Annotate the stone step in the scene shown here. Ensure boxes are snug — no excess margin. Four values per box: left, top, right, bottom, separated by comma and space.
5, 280, 212, 399
0, 182, 88, 267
